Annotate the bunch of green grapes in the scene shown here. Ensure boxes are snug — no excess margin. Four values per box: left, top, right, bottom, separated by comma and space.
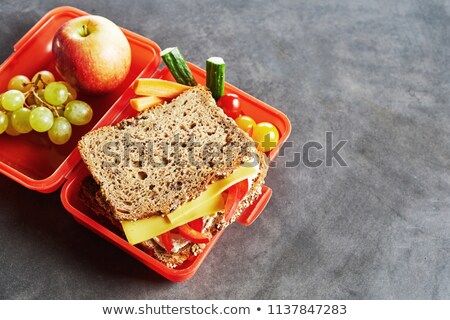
0, 70, 93, 145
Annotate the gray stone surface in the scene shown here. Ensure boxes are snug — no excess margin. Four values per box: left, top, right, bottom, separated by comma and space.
0, 0, 449, 299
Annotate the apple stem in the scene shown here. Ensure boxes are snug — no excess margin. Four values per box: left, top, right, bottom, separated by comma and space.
82, 24, 89, 37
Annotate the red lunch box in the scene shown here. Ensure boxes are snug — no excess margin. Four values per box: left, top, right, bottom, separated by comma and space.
0, 6, 291, 282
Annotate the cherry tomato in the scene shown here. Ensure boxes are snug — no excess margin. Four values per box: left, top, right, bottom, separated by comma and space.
235, 115, 256, 136
217, 93, 241, 119
252, 122, 279, 152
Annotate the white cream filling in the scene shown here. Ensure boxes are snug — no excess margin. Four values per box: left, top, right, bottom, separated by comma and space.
201, 214, 217, 233
153, 233, 190, 253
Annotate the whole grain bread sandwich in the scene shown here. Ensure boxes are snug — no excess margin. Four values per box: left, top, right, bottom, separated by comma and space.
78, 85, 268, 268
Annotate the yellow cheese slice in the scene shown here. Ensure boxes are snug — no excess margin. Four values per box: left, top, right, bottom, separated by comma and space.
122, 195, 224, 245
121, 164, 259, 245
167, 165, 259, 224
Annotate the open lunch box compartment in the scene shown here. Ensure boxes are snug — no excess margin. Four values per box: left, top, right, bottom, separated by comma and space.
0, 6, 291, 282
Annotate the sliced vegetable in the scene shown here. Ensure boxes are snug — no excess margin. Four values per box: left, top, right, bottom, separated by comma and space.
252, 122, 279, 152
160, 47, 197, 86
158, 231, 174, 253
206, 57, 226, 100
130, 96, 165, 112
224, 179, 249, 222
188, 218, 204, 233
177, 223, 210, 243
217, 93, 241, 119
235, 115, 256, 136
133, 79, 190, 98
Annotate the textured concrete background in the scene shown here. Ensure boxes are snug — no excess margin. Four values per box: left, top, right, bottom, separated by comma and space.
0, 0, 449, 299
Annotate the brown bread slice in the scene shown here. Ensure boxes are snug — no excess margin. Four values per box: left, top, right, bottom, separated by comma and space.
78, 85, 260, 222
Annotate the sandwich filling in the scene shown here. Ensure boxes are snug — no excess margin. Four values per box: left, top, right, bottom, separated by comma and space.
121, 161, 260, 245
152, 214, 217, 253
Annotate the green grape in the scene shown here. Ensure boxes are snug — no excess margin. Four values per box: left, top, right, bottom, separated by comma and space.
64, 100, 93, 126
29, 106, 54, 132
0, 112, 8, 134
44, 82, 69, 106
32, 70, 55, 89
58, 81, 77, 102
48, 117, 72, 145
11, 107, 32, 134
8, 75, 32, 92
0, 94, 3, 109
5, 113, 20, 136
1, 90, 25, 111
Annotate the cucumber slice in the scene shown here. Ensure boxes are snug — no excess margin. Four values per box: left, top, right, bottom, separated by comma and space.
160, 47, 197, 86
206, 57, 226, 100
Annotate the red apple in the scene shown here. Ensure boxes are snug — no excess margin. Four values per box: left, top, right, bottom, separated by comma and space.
52, 15, 131, 95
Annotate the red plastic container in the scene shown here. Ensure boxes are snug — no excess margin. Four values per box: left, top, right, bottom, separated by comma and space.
0, 6, 291, 281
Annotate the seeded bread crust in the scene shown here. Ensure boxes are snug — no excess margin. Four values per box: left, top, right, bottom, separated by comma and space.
78, 86, 258, 222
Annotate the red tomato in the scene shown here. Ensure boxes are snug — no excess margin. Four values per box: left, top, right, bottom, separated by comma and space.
217, 93, 242, 119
